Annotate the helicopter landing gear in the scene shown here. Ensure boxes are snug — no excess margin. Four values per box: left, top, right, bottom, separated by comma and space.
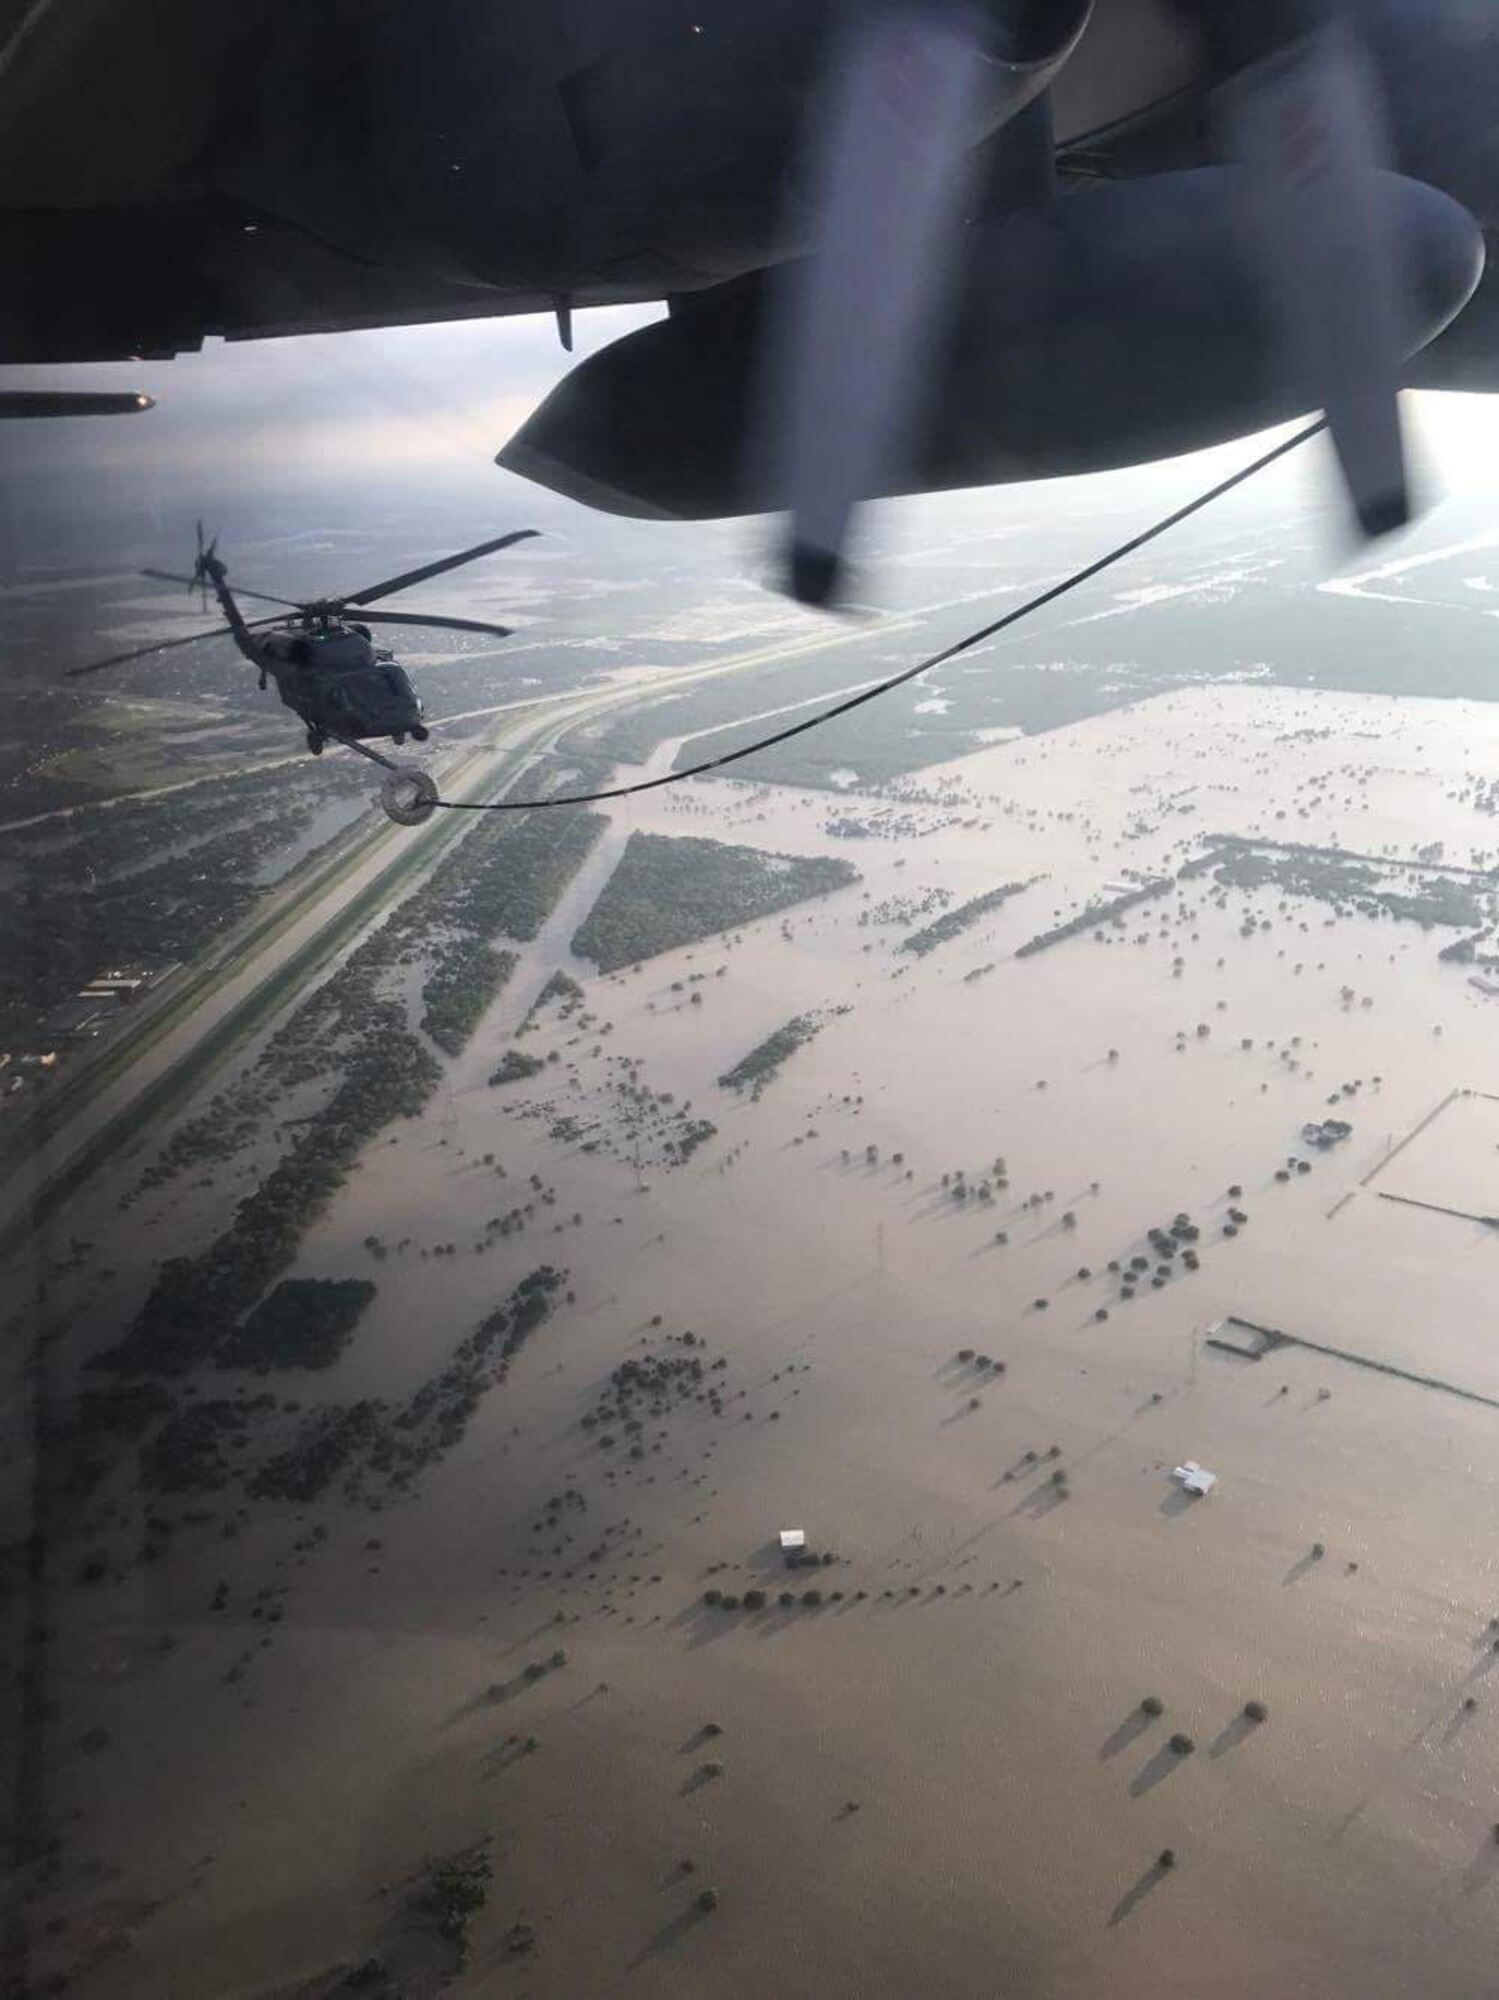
411, 723, 430, 743
306, 725, 326, 756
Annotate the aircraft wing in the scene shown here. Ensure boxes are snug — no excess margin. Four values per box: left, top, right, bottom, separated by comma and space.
0, 0, 694, 365
0, 198, 665, 366
0, 0, 1211, 369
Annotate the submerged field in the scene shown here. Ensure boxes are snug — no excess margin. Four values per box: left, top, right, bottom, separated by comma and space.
6, 680, 1499, 2000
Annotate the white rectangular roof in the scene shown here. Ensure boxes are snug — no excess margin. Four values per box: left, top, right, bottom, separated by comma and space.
1173, 1461, 1218, 1494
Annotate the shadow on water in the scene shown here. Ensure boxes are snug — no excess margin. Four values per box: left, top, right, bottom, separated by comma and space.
630, 1904, 703, 1966
743, 1539, 796, 1578
1283, 1550, 1322, 1586
939, 1401, 982, 1428
1465, 1834, 1499, 1894
1442, 1702, 1479, 1746
1158, 1486, 1197, 1520
1099, 1709, 1153, 1762
1108, 1860, 1169, 1926
1328, 1799, 1368, 1844
1208, 1714, 1254, 1760
670, 1601, 742, 1652
1129, 1744, 1186, 1798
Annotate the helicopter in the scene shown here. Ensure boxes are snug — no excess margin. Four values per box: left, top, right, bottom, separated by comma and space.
68, 522, 538, 765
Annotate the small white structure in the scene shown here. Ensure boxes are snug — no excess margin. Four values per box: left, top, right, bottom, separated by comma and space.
778, 1529, 806, 1552
1171, 1461, 1218, 1497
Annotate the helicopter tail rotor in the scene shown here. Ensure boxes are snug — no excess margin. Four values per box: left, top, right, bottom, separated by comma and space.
192, 520, 208, 609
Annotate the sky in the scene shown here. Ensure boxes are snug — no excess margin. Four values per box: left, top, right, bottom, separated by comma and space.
5, 302, 1499, 593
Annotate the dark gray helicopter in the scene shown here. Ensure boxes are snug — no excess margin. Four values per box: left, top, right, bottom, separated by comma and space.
69, 524, 537, 759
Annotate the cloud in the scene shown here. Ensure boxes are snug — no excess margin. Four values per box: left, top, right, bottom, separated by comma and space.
0, 304, 662, 480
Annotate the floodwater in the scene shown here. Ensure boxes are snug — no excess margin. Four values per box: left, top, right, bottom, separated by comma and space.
13, 681, 1499, 2000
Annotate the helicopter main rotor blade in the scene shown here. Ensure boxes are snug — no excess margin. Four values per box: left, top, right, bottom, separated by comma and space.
339, 528, 540, 608
355, 610, 515, 639
142, 568, 301, 609
66, 614, 285, 677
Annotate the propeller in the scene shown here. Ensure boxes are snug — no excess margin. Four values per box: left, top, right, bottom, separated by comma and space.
1183, 2, 1412, 536
65, 615, 286, 678
336, 527, 541, 608
354, 610, 515, 640
141, 569, 301, 609
192, 519, 211, 611
71, 526, 536, 679
763, 0, 1091, 605
765, 0, 1412, 607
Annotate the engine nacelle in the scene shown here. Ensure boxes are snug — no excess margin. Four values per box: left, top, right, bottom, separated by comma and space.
498, 167, 1481, 519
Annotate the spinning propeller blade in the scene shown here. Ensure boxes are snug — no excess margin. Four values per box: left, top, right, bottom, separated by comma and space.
1178, 1, 1411, 534
765, 0, 1091, 605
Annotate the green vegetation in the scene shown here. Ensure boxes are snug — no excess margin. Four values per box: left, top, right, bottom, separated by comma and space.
421, 940, 518, 1055
103, 1028, 439, 1376
488, 1049, 546, 1087
666, 660, 1152, 791
1, 759, 368, 1040
1016, 878, 1174, 958
247, 1267, 564, 1502
718, 1013, 822, 1095
216, 1277, 376, 1372
414, 1841, 493, 1961
571, 833, 858, 971
123, 791, 606, 1227
1439, 930, 1488, 963
423, 798, 607, 946
1200, 837, 1491, 928
521, 969, 585, 1032
411, 803, 603, 1052
900, 878, 1036, 957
